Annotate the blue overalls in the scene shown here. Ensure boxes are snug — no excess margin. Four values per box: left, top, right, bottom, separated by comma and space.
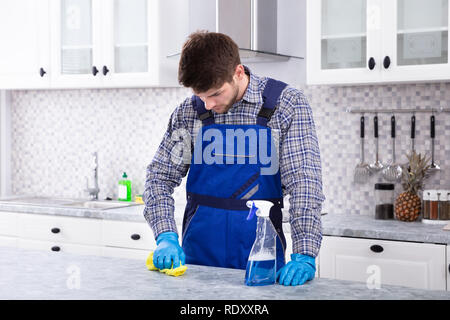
181, 78, 287, 271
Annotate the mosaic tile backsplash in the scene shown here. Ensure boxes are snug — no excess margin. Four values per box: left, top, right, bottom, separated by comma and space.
10, 81, 450, 217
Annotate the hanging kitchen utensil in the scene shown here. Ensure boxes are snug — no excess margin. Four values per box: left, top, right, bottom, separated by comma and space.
403, 114, 415, 169
410, 114, 416, 153
354, 115, 372, 184
369, 115, 384, 173
429, 114, 440, 172
382, 115, 402, 182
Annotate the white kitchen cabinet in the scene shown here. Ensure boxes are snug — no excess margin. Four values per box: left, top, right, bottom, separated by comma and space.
381, 0, 450, 83
49, 0, 104, 88
307, 0, 450, 85
17, 213, 102, 245
102, 219, 156, 251
17, 238, 103, 256
0, 0, 186, 89
49, 0, 186, 89
0, 0, 51, 89
100, 0, 159, 88
320, 236, 447, 290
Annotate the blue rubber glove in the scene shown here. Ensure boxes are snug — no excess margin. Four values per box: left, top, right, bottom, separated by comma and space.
153, 232, 186, 270
276, 253, 316, 286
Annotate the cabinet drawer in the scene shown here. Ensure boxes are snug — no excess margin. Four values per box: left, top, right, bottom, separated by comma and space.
320, 236, 446, 290
18, 213, 102, 245
17, 238, 102, 256
0, 212, 18, 236
102, 220, 156, 250
102, 246, 150, 261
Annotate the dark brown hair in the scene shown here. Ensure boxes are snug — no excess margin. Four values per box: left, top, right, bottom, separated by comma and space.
178, 31, 241, 93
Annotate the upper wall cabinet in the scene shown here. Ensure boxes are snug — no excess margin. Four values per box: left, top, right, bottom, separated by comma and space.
50, 0, 185, 88
307, 0, 450, 85
0, 0, 187, 89
0, 0, 51, 89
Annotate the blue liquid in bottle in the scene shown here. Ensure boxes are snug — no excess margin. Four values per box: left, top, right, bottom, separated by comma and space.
245, 258, 276, 286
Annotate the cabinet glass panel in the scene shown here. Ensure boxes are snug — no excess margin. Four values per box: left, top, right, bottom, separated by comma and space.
397, 0, 448, 66
321, 0, 367, 69
61, 0, 93, 74
114, 0, 148, 73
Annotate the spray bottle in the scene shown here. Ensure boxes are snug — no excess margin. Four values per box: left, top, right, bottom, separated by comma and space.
244, 200, 277, 286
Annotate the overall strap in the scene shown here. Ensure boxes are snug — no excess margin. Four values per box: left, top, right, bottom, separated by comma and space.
257, 78, 288, 127
192, 95, 215, 126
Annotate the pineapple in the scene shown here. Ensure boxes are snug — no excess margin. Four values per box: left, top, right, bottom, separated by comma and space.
395, 151, 431, 221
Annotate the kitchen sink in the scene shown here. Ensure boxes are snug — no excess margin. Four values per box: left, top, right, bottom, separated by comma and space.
62, 200, 138, 210
0, 196, 76, 206
0, 196, 139, 210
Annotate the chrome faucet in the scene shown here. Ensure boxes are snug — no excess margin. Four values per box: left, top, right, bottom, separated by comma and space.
85, 151, 100, 200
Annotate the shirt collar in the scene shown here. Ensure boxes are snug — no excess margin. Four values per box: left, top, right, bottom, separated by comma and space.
240, 65, 264, 105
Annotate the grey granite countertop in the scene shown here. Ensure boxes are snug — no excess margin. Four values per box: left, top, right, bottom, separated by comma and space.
1, 246, 449, 300
319, 213, 450, 244
1, 197, 450, 244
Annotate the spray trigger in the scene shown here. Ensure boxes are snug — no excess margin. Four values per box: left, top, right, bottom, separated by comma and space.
246, 202, 258, 221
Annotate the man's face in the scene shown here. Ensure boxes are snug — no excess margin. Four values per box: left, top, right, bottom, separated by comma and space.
194, 76, 240, 114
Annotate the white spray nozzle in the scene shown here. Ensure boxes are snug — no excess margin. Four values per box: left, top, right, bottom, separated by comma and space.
246, 200, 274, 218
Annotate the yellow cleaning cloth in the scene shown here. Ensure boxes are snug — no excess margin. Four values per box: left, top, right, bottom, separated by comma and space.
146, 252, 187, 277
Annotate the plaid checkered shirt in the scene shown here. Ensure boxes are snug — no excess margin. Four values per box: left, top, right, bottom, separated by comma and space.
143, 66, 325, 258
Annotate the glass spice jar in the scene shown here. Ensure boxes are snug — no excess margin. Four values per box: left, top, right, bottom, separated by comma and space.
429, 190, 439, 220
422, 190, 430, 219
375, 183, 394, 220
438, 190, 450, 221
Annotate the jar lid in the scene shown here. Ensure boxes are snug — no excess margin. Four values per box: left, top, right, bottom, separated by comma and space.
429, 190, 438, 201
375, 183, 395, 190
437, 190, 448, 201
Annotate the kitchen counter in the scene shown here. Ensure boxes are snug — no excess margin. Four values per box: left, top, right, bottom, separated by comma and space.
1, 198, 449, 245
1, 246, 449, 300
319, 213, 450, 244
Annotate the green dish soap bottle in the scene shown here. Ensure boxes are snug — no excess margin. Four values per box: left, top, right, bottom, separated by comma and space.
118, 172, 131, 201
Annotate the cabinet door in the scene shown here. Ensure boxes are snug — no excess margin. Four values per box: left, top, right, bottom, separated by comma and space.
50, 0, 103, 88
18, 213, 102, 245
307, 0, 382, 85
0, 0, 51, 89
102, 220, 156, 250
382, 0, 450, 82
320, 236, 446, 290
101, 0, 159, 87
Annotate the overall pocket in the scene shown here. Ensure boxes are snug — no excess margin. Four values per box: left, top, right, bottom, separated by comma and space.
230, 171, 260, 199
182, 205, 228, 267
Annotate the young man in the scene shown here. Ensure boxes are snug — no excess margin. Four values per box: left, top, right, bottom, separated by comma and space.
143, 31, 325, 286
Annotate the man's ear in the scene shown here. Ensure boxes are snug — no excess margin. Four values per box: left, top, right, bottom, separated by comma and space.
234, 64, 245, 80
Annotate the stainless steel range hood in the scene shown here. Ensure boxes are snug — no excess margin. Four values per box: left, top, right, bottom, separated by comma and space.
168, 0, 304, 63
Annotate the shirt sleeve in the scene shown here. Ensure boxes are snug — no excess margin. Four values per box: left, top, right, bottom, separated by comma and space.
142, 99, 191, 240
278, 90, 325, 258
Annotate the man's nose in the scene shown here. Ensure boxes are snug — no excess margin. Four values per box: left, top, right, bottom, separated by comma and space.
204, 98, 216, 110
